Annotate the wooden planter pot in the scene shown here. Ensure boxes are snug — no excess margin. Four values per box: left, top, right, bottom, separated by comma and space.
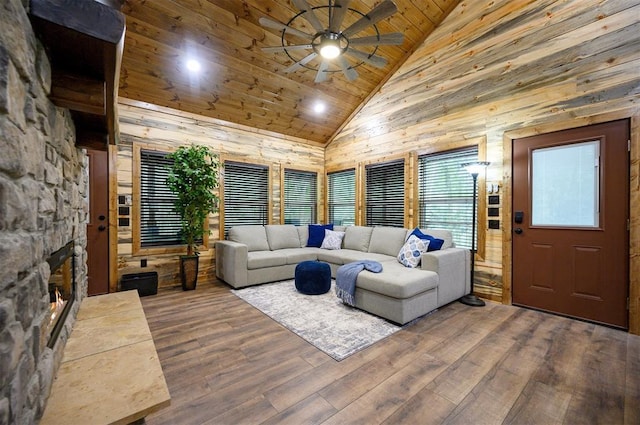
180, 255, 199, 290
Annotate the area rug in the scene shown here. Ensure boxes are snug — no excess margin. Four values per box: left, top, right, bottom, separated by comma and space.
231, 280, 403, 361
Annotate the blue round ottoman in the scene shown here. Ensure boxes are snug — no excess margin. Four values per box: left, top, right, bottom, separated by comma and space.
295, 261, 331, 295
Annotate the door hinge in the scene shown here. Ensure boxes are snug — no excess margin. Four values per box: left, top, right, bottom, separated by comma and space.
627, 297, 630, 310
628, 139, 631, 152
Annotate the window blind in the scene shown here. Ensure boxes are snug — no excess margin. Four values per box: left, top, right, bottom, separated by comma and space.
223, 161, 269, 237
418, 147, 478, 249
328, 169, 356, 226
365, 160, 404, 227
284, 169, 317, 225
140, 149, 182, 247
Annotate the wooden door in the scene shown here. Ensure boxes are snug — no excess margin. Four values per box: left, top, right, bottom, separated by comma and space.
512, 120, 629, 328
86, 149, 109, 296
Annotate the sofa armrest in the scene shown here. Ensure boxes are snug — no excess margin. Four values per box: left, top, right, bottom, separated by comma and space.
421, 248, 470, 306
215, 240, 248, 288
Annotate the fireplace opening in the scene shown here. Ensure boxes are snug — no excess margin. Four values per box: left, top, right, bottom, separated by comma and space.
46, 241, 76, 349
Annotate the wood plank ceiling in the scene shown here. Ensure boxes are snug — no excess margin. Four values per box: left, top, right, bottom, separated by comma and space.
120, 0, 461, 144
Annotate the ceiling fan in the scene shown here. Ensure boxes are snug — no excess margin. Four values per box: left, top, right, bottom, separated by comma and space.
259, 0, 404, 83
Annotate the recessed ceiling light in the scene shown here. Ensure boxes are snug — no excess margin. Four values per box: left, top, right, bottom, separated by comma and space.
313, 101, 326, 114
186, 59, 201, 72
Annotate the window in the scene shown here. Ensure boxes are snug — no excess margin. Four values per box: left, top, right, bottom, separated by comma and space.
139, 149, 182, 247
223, 161, 269, 237
532, 141, 599, 227
365, 160, 405, 227
328, 169, 356, 226
418, 147, 478, 249
283, 169, 317, 225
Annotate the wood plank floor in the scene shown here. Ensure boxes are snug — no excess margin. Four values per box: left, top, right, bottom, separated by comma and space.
140, 280, 640, 425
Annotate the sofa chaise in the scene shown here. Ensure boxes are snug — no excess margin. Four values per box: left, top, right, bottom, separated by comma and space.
215, 224, 470, 324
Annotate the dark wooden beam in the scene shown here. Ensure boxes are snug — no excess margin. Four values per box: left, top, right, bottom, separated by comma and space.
75, 131, 110, 151
50, 73, 106, 116
29, 0, 125, 146
29, 0, 125, 44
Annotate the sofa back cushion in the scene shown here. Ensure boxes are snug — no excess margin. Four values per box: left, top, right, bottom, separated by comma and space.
343, 226, 373, 252
368, 226, 408, 257
296, 225, 308, 248
410, 228, 453, 250
265, 225, 301, 250
228, 225, 270, 252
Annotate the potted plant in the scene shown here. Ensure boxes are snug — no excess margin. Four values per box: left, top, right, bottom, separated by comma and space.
166, 144, 221, 290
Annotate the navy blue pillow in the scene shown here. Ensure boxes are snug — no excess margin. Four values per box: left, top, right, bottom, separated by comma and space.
408, 228, 444, 251
307, 224, 334, 247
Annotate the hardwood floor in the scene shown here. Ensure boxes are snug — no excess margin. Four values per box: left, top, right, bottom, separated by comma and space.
140, 280, 640, 425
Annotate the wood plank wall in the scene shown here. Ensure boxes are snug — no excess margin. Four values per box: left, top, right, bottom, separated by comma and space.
116, 99, 324, 289
325, 0, 640, 326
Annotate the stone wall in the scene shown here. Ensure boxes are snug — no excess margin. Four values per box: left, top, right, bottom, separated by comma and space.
0, 0, 88, 423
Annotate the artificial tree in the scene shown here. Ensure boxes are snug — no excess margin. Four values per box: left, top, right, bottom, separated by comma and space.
166, 144, 221, 290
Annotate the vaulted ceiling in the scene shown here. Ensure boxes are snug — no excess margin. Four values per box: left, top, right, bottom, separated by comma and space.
119, 0, 461, 144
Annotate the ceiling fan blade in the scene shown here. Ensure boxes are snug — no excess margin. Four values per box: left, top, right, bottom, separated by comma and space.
342, 0, 397, 37
262, 44, 312, 53
336, 56, 358, 81
315, 61, 329, 83
349, 32, 404, 46
329, 0, 352, 33
284, 52, 318, 73
345, 48, 387, 68
291, 0, 325, 32
259, 17, 313, 40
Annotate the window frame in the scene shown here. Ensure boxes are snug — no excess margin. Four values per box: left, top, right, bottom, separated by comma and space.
414, 137, 487, 259
220, 157, 272, 237
132, 143, 209, 255
280, 166, 320, 225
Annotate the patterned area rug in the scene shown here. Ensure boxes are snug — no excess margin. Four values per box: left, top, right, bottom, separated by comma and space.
231, 280, 402, 361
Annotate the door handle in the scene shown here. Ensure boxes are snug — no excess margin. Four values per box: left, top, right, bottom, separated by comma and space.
98, 225, 106, 231
514, 227, 523, 235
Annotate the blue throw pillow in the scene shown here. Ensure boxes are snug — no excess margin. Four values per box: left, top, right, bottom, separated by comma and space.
408, 228, 444, 251
307, 224, 333, 247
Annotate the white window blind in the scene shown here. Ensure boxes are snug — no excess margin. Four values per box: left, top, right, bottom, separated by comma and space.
284, 169, 317, 225
365, 160, 405, 227
418, 147, 478, 249
328, 169, 356, 226
223, 161, 269, 237
140, 149, 182, 247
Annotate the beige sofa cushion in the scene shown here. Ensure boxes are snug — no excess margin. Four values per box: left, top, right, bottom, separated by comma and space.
343, 226, 373, 251
229, 225, 270, 252
357, 259, 439, 298
368, 227, 408, 257
265, 225, 300, 250
247, 251, 287, 269
296, 226, 309, 248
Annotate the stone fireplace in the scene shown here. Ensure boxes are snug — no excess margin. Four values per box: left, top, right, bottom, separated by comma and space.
0, 0, 89, 422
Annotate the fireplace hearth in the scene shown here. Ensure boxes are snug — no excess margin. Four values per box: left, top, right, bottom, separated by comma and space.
46, 241, 76, 349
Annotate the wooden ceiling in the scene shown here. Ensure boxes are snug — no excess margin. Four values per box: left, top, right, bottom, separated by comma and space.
119, 0, 460, 144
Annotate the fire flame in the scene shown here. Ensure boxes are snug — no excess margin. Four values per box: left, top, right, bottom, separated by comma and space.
49, 289, 66, 325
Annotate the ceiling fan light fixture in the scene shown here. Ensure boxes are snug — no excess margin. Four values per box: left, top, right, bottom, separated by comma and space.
319, 35, 341, 59
260, 0, 403, 81
320, 42, 340, 59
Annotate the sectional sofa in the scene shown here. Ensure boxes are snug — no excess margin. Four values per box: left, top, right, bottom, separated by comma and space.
215, 224, 470, 324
